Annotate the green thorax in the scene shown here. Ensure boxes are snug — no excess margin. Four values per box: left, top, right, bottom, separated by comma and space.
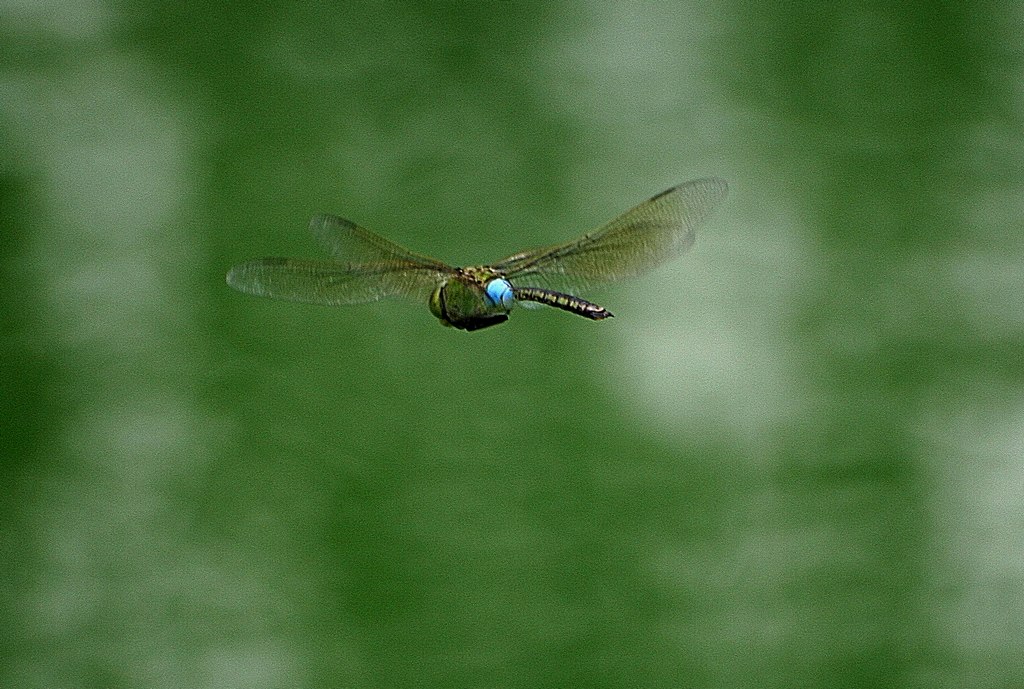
429, 266, 510, 331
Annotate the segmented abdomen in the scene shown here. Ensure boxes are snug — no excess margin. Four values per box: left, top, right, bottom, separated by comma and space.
512, 287, 613, 320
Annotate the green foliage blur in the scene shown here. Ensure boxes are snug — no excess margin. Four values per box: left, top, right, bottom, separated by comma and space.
3, 2, 1022, 688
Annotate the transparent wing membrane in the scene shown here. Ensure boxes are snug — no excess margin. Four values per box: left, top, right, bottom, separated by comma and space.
226, 214, 454, 305
226, 258, 450, 305
309, 214, 451, 271
490, 178, 728, 293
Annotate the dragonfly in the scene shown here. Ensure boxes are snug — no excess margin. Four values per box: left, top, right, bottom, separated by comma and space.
226, 177, 728, 331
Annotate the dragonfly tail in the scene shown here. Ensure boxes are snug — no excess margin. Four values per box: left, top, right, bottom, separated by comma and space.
512, 287, 613, 321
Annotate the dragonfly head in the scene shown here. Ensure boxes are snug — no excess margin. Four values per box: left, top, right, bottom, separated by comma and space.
485, 278, 515, 309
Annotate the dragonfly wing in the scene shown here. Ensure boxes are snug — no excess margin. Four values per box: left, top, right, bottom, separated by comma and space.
310, 214, 452, 271
226, 257, 449, 305
227, 214, 454, 305
491, 178, 728, 292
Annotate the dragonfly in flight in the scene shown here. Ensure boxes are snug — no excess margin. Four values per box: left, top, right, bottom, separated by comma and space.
226, 178, 728, 331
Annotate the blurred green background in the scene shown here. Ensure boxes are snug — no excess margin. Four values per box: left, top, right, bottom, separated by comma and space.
3, 2, 1023, 687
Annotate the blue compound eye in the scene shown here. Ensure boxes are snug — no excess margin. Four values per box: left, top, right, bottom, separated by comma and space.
485, 278, 514, 309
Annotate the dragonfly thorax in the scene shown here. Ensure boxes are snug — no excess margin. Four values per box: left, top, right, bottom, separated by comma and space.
429, 271, 514, 331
